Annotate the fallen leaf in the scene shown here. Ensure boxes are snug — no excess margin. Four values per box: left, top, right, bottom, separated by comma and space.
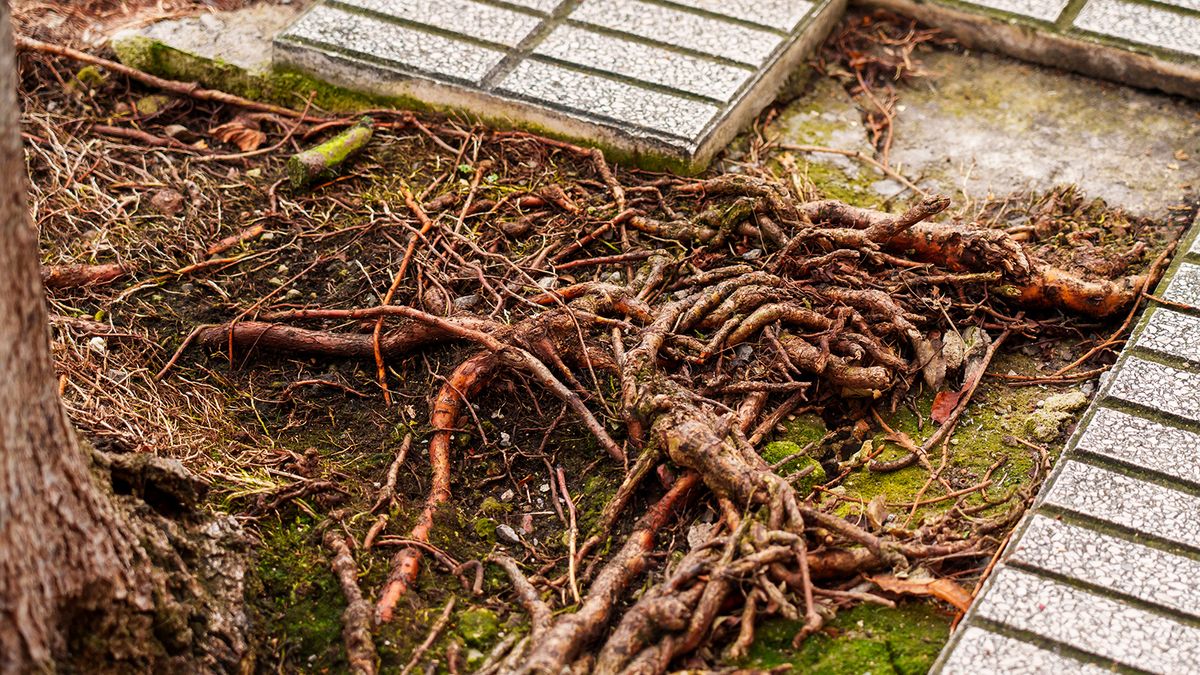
914, 333, 946, 390
930, 388, 963, 424
868, 574, 973, 612
210, 117, 266, 152
865, 494, 889, 531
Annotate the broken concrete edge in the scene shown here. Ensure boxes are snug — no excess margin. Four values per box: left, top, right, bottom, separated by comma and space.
858, 0, 1200, 100
108, 0, 843, 177
929, 213, 1200, 672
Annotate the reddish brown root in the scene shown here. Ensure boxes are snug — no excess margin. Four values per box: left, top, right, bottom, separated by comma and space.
41, 262, 128, 289
375, 352, 496, 623
515, 472, 700, 674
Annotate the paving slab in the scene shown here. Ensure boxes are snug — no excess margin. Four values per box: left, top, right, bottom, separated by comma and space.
861, 0, 1200, 99
972, 567, 1200, 672
1011, 515, 1200, 618
764, 47, 1200, 216
935, 220, 1200, 673
269, 0, 846, 170
939, 626, 1111, 674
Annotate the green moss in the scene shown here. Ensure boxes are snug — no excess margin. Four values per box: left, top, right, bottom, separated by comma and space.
473, 517, 498, 542
479, 496, 511, 517
1026, 390, 1089, 442
73, 65, 108, 89
135, 94, 172, 116
781, 412, 827, 447
744, 601, 951, 674
761, 441, 826, 495
250, 515, 345, 670
457, 608, 500, 647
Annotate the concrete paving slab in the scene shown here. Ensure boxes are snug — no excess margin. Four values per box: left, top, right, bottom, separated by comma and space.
973, 567, 1200, 672
764, 48, 1200, 216
939, 626, 1111, 674
1075, 406, 1200, 486
1106, 356, 1200, 424
1135, 306, 1200, 368
1011, 515, 1200, 619
1163, 262, 1200, 308
1042, 460, 1200, 551
862, 0, 1200, 99
271, 0, 846, 170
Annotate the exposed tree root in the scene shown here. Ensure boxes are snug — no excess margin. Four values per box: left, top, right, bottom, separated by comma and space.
324, 529, 378, 675
164, 162, 1168, 670
376, 352, 495, 624
41, 262, 128, 289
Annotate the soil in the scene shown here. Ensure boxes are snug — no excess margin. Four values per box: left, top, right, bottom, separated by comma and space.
18, 6, 1197, 672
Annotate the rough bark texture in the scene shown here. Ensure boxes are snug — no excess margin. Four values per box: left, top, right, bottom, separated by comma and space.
0, 7, 248, 671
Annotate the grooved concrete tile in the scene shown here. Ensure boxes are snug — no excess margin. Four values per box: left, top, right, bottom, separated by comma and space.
1012, 515, 1200, 618
1106, 357, 1200, 424
1164, 263, 1200, 308
569, 0, 783, 65
660, 0, 813, 31
962, 0, 1068, 21
975, 568, 1200, 672
332, 0, 544, 47
533, 25, 752, 101
497, 59, 720, 139
501, 0, 562, 12
1043, 461, 1200, 550
1076, 407, 1200, 485
940, 626, 1112, 675
280, 4, 506, 83
1136, 307, 1200, 367
1075, 0, 1200, 58
1157, 0, 1200, 11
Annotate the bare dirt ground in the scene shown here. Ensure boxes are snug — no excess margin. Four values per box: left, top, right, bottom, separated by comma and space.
17, 3, 1198, 672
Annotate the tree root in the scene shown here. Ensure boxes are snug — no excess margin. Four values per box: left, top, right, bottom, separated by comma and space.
323, 530, 377, 675
376, 352, 495, 624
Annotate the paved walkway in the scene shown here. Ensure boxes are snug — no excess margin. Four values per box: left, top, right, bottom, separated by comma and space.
867, 0, 1200, 99
269, 0, 1199, 168
935, 218, 1200, 673
273, 0, 846, 170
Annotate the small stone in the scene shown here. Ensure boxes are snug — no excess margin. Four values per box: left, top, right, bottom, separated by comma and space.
87, 336, 107, 355
199, 13, 222, 31
741, 248, 762, 260
496, 523, 521, 544
499, 489, 514, 502
285, 289, 302, 300
687, 521, 715, 549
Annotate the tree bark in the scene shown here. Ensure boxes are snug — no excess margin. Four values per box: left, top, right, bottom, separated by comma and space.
1, 8, 251, 672
0, 2, 147, 668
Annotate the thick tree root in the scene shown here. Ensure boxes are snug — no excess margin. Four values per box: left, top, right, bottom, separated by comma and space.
376, 352, 495, 624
